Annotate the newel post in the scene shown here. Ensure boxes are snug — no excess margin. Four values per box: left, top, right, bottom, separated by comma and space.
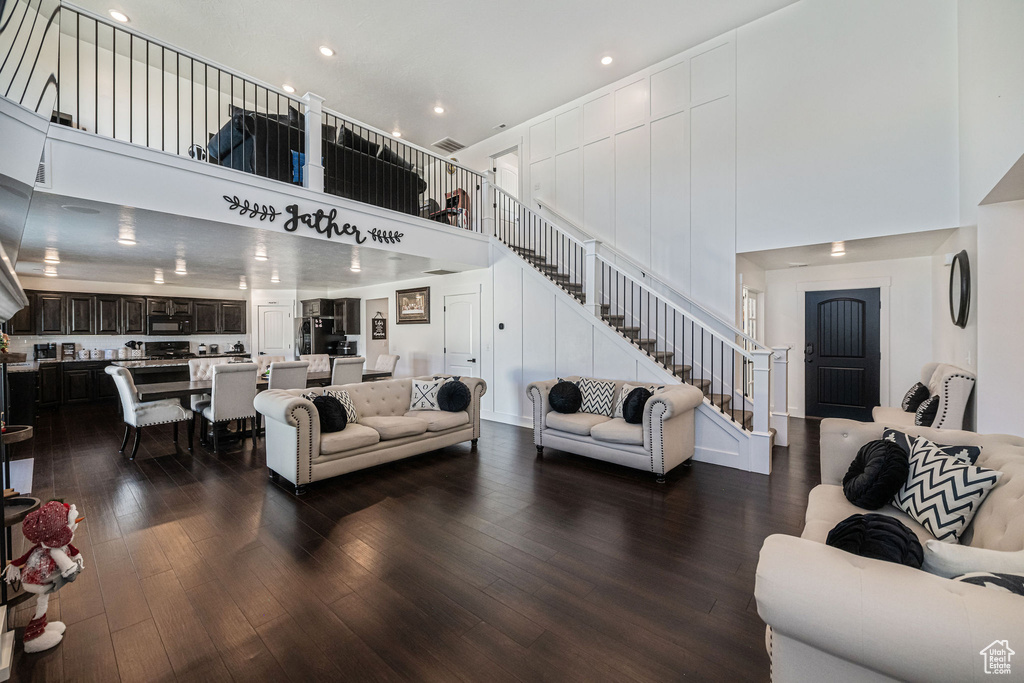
481, 171, 496, 237
751, 349, 772, 434
770, 346, 790, 447
584, 239, 602, 318
301, 92, 325, 194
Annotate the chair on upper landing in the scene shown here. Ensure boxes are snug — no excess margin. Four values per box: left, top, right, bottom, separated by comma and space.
105, 366, 193, 460
200, 363, 258, 453
268, 361, 309, 390
299, 354, 331, 374
253, 355, 286, 375
373, 354, 400, 376
331, 356, 365, 385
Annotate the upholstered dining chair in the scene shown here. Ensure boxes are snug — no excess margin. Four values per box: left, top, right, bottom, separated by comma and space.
373, 354, 400, 376
187, 357, 232, 415
253, 355, 286, 375
105, 366, 193, 460
331, 356, 365, 385
299, 353, 331, 374
200, 363, 258, 453
268, 361, 309, 390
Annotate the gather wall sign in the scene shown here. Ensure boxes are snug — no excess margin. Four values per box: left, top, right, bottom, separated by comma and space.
223, 195, 404, 245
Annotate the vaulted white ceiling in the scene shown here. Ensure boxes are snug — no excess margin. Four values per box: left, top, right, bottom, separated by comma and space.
70, 0, 797, 151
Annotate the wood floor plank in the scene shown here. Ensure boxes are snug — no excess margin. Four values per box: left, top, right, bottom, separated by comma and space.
109, 618, 175, 683
60, 613, 120, 683
92, 538, 152, 632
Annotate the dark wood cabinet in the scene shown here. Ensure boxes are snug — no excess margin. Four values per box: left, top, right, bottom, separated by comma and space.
36, 293, 66, 335
121, 296, 146, 335
96, 295, 121, 335
66, 295, 96, 335
170, 299, 192, 316
9, 298, 34, 335
37, 363, 61, 407
93, 365, 117, 399
62, 366, 92, 403
146, 298, 170, 316
220, 301, 246, 334
301, 299, 332, 317
193, 300, 220, 334
333, 298, 361, 335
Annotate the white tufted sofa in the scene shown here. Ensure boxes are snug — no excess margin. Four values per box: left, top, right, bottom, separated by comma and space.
526, 377, 705, 482
755, 419, 1024, 682
873, 362, 976, 430
254, 375, 486, 493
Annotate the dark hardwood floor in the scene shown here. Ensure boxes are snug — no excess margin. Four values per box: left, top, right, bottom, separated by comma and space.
6, 403, 820, 682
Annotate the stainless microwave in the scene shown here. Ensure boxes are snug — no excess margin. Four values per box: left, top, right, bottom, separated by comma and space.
147, 315, 192, 335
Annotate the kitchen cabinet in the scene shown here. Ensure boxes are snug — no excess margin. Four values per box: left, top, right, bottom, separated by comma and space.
121, 296, 146, 334
220, 301, 246, 334
8, 298, 34, 335
146, 298, 170, 316
37, 363, 61, 407
333, 298, 361, 335
94, 365, 117, 399
170, 299, 192, 316
301, 299, 332, 317
62, 366, 92, 403
36, 293, 66, 335
67, 294, 96, 334
193, 300, 220, 334
96, 295, 121, 335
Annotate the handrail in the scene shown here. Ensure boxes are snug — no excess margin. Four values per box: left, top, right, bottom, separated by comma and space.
595, 254, 753, 360
534, 196, 764, 351
501, 188, 584, 248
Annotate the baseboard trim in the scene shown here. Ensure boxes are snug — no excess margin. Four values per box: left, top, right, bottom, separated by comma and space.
481, 411, 532, 428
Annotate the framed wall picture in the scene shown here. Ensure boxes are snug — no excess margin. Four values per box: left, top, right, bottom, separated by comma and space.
371, 312, 388, 339
396, 287, 430, 324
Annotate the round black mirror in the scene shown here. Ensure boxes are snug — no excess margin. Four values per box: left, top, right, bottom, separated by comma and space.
949, 250, 970, 328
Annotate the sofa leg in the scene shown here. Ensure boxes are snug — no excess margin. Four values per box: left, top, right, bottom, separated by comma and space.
130, 427, 142, 461
268, 470, 279, 482
536, 445, 544, 456
656, 474, 666, 484
119, 424, 131, 454
294, 484, 307, 496
471, 438, 478, 448
682, 460, 693, 468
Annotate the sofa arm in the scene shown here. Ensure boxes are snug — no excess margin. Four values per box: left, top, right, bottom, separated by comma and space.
462, 377, 487, 440
254, 390, 320, 486
526, 378, 563, 446
645, 384, 704, 421
756, 534, 1024, 682
644, 384, 704, 473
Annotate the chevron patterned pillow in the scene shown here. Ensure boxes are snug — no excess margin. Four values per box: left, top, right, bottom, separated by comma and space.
325, 389, 359, 424
578, 377, 616, 416
893, 436, 1002, 543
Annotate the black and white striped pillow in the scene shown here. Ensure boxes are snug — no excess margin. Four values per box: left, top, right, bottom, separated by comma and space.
953, 572, 1024, 596
893, 436, 1002, 542
579, 377, 616, 416
325, 389, 359, 424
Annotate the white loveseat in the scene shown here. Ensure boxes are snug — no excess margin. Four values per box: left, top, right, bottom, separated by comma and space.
755, 419, 1024, 682
873, 362, 976, 430
254, 376, 486, 493
526, 377, 705, 481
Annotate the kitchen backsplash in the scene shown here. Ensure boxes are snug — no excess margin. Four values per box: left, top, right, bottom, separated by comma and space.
9, 334, 251, 357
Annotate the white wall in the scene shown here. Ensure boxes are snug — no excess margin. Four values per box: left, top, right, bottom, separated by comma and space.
976, 199, 1024, 435
736, 0, 960, 252
763, 258, 932, 417
958, 0, 1024, 227
930, 227, 977, 373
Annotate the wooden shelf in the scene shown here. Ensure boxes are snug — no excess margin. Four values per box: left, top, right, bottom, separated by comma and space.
0, 354, 26, 365
3, 497, 39, 528
1, 426, 31, 445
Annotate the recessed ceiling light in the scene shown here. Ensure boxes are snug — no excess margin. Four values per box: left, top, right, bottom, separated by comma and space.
831, 241, 846, 257
43, 248, 60, 264
282, 84, 295, 94
350, 266, 361, 273
601, 55, 613, 65
319, 46, 335, 57
43, 265, 58, 277
254, 247, 268, 262
387, 256, 402, 261
392, 130, 401, 138
239, 276, 247, 290
270, 270, 280, 284
174, 259, 187, 275
117, 237, 136, 246
153, 268, 164, 284
108, 9, 129, 22
433, 106, 445, 114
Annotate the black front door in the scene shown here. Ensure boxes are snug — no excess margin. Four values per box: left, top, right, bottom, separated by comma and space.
805, 288, 880, 420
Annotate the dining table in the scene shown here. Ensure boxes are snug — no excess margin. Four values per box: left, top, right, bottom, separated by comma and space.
135, 370, 392, 402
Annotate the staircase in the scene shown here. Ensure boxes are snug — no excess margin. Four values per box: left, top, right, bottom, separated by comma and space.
495, 187, 759, 433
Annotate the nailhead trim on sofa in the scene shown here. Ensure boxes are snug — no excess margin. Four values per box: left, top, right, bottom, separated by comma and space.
935, 372, 974, 429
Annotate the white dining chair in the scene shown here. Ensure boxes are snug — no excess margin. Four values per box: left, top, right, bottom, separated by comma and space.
299, 353, 331, 373
187, 357, 232, 414
331, 356, 365, 385
374, 354, 400, 376
253, 355, 286, 375
269, 360, 309, 390
105, 366, 193, 460
200, 363, 258, 453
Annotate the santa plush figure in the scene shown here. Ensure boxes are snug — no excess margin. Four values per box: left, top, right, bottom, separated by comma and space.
3, 501, 84, 652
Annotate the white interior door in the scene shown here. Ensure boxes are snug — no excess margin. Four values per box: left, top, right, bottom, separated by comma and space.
258, 305, 292, 357
444, 293, 480, 377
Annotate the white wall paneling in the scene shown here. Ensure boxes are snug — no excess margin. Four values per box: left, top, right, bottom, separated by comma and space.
614, 124, 651, 267
555, 149, 582, 225
555, 109, 580, 155
582, 138, 615, 244
650, 61, 689, 120
492, 254, 524, 418
554, 297, 594, 378
690, 42, 733, 106
650, 111, 690, 295
615, 80, 648, 131
583, 94, 614, 144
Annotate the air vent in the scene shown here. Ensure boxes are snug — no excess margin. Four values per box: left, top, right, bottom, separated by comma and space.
424, 269, 457, 276
432, 137, 465, 154
35, 143, 50, 188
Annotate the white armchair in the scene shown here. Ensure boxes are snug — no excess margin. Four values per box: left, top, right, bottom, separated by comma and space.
873, 362, 976, 430
331, 356, 365, 385
268, 361, 309, 390
106, 366, 193, 459
200, 363, 258, 453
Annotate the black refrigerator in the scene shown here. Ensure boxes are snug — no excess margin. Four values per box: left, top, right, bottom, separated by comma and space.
298, 317, 344, 355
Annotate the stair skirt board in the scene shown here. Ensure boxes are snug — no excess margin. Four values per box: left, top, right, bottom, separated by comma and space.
493, 239, 770, 475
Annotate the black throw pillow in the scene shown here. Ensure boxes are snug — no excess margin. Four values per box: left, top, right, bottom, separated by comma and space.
312, 395, 347, 433
438, 380, 471, 412
826, 513, 923, 568
549, 381, 582, 414
901, 382, 930, 412
622, 387, 653, 424
915, 395, 939, 426
842, 440, 909, 509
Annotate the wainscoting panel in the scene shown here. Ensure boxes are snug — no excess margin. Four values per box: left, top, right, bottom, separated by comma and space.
650, 110, 690, 296
614, 124, 651, 267
555, 297, 595, 378
555, 149, 582, 225
583, 137, 615, 244
492, 255, 524, 418
555, 108, 581, 155
530, 118, 555, 161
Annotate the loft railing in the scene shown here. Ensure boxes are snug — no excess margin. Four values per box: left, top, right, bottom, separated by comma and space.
493, 186, 585, 298
1, 3, 485, 230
